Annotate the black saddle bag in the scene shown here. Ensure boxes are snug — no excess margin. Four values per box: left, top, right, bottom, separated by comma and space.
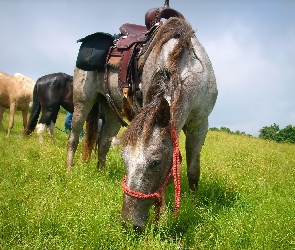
76, 32, 114, 71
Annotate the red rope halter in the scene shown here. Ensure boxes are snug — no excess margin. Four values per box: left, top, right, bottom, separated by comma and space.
121, 126, 182, 216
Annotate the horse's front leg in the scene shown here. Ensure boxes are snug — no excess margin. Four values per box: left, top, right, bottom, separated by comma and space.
183, 119, 209, 195
6, 102, 16, 137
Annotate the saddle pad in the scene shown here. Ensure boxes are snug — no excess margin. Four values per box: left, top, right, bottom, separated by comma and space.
76, 32, 114, 71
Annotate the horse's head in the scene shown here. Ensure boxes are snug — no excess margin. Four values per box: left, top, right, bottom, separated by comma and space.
121, 92, 175, 231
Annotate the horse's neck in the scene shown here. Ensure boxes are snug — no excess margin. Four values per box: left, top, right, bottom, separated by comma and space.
141, 38, 199, 131
141, 38, 179, 103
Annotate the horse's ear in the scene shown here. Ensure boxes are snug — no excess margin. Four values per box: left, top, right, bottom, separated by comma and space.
156, 97, 170, 127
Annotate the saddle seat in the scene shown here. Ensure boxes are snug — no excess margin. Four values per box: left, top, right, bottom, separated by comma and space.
145, 6, 184, 30
116, 24, 149, 49
120, 23, 147, 36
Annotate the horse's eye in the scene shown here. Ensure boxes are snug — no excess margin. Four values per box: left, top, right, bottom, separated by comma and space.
149, 160, 162, 170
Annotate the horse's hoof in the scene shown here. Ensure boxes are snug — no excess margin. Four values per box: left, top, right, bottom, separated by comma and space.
66, 165, 72, 174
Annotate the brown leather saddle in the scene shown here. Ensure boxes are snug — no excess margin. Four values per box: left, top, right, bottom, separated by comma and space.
104, 2, 183, 126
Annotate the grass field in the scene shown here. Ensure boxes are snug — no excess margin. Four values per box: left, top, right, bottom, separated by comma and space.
1, 111, 295, 249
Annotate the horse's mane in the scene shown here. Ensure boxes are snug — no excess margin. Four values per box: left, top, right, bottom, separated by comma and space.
152, 17, 195, 71
122, 18, 194, 147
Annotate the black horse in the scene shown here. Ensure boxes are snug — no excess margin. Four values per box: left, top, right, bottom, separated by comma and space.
24, 72, 74, 142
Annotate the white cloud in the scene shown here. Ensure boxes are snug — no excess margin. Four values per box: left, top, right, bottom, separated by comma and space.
205, 22, 295, 135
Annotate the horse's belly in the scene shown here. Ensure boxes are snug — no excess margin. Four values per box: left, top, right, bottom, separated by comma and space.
0, 93, 10, 108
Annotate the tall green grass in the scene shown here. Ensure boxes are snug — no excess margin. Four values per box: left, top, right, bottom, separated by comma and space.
1, 111, 295, 249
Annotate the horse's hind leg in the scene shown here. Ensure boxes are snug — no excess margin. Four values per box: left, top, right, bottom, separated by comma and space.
45, 107, 60, 144
46, 121, 56, 143
67, 100, 95, 172
67, 69, 100, 172
36, 123, 46, 143
37, 109, 55, 143
96, 100, 121, 167
67, 112, 85, 172
183, 118, 209, 195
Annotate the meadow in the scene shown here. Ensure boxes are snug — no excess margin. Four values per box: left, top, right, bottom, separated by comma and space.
1, 111, 295, 249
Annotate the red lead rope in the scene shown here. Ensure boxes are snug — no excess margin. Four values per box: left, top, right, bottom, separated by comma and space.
121, 126, 182, 217
169, 126, 182, 216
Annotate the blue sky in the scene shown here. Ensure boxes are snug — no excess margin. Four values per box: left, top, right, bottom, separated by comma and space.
1, 0, 294, 136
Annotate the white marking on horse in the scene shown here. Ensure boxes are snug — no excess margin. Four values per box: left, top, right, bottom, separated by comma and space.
36, 123, 46, 143
125, 143, 146, 190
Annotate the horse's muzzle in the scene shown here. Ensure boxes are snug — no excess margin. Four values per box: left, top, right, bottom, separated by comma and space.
121, 193, 153, 232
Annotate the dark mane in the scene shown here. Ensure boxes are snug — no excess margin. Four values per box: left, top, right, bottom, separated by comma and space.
122, 69, 170, 147
152, 17, 195, 71
122, 18, 195, 147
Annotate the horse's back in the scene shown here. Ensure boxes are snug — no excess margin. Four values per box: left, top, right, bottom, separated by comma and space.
12, 73, 35, 89
37, 72, 72, 89
11, 73, 36, 107
36, 72, 74, 113
191, 36, 217, 117
0, 71, 11, 89
73, 67, 104, 103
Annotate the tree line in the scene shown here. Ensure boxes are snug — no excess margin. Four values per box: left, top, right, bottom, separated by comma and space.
258, 123, 295, 144
210, 123, 295, 144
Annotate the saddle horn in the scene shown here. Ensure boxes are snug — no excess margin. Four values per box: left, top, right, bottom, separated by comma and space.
145, 0, 183, 30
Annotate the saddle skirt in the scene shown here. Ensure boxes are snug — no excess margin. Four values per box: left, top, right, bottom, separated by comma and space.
107, 5, 183, 88
104, 5, 184, 125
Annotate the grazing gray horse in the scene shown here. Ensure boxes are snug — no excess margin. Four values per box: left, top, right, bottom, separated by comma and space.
67, 17, 217, 231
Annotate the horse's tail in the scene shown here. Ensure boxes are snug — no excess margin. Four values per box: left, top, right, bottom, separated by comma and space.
24, 83, 41, 136
82, 101, 99, 161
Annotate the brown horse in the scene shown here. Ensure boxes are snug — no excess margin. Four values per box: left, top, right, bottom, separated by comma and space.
24, 73, 73, 142
0, 71, 36, 137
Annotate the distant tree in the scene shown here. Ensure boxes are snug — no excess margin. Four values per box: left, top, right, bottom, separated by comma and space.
259, 123, 280, 141
278, 125, 295, 143
209, 127, 252, 137
259, 123, 295, 143
209, 127, 220, 131
220, 127, 233, 134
